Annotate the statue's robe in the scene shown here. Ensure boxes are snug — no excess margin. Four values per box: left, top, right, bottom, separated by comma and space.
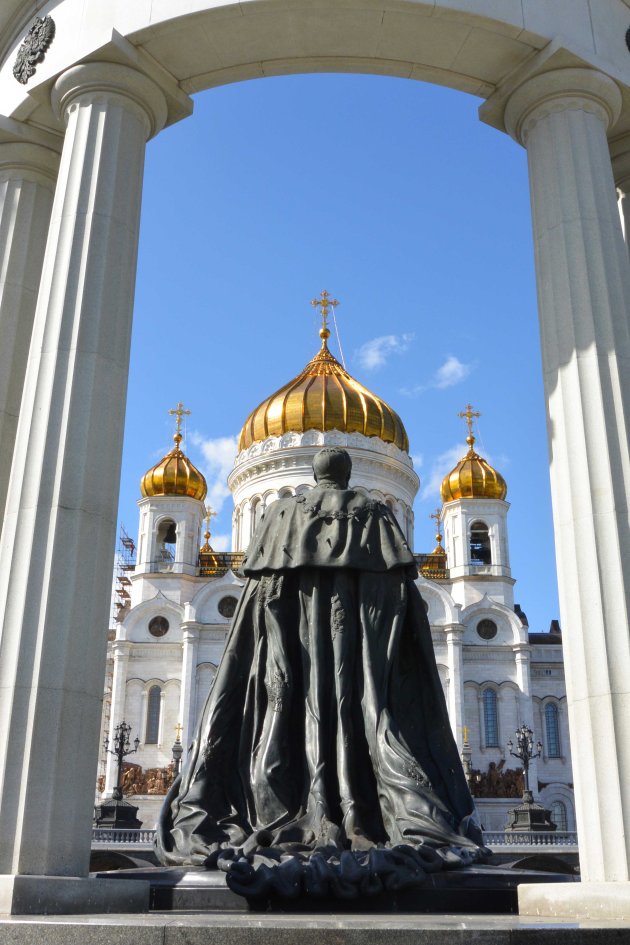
156, 487, 487, 897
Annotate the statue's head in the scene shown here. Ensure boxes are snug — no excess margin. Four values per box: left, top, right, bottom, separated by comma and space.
312, 448, 352, 489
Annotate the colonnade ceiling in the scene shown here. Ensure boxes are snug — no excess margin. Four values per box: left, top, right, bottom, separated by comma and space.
3, 1, 630, 136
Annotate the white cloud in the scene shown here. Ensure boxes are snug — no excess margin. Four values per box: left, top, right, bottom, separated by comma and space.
410, 453, 423, 471
354, 333, 414, 371
434, 355, 472, 389
190, 432, 239, 515
420, 444, 465, 500
400, 354, 474, 397
210, 532, 231, 552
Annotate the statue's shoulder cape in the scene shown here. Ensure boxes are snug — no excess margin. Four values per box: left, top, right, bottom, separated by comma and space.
242, 487, 416, 574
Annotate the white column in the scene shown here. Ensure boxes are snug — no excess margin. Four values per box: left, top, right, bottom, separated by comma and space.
0, 142, 58, 525
504, 68, 630, 896
0, 63, 167, 884
179, 626, 199, 748
103, 642, 131, 797
444, 624, 465, 749
513, 644, 539, 791
610, 135, 630, 254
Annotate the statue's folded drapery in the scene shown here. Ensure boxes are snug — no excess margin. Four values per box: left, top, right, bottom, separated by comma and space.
156, 458, 488, 898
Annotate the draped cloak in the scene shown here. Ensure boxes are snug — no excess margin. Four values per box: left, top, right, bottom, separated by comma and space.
155, 486, 488, 898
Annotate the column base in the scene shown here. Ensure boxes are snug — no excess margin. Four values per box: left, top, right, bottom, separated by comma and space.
0, 874, 150, 915
519, 881, 630, 920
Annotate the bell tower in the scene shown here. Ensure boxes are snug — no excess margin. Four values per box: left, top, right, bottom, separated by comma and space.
440, 406, 513, 609
134, 403, 207, 583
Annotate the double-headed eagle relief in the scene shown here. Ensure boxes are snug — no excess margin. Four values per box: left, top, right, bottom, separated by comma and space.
13, 16, 55, 85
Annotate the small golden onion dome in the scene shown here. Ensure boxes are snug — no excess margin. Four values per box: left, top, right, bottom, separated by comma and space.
440, 434, 507, 502
238, 327, 409, 452
140, 432, 207, 501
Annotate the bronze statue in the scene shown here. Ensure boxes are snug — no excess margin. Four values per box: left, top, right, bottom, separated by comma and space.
156, 448, 488, 897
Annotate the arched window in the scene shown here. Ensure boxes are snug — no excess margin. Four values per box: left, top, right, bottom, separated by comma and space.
470, 521, 491, 565
483, 688, 499, 747
550, 800, 568, 831
545, 703, 561, 757
145, 685, 161, 744
155, 519, 176, 566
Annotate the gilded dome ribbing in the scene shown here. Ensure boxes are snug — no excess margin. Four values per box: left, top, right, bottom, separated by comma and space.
140, 433, 207, 501
238, 329, 409, 453
440, 434, 507, 502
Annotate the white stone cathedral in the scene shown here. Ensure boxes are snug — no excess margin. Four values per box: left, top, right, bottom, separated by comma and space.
100, 312, 574, 833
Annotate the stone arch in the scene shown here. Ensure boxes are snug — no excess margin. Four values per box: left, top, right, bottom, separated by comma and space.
1, 0, 629, 891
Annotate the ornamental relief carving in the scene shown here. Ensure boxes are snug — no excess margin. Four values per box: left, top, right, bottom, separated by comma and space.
234, 429, 412, 467
13, 16, 55, 85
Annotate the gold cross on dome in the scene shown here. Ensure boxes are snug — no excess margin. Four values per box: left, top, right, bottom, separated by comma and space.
311, 290, 339, 334
458, 403, 481, 437
430, 508, 443, 546
174, 723, 183, 742
204, 505, 217, 533
169, 402, 191, 438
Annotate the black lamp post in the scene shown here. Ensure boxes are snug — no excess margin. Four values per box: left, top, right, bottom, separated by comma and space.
171, 723, 184, 777
504, 722, 555, 833
103, 720, 140, 801
507, 723, 542, 796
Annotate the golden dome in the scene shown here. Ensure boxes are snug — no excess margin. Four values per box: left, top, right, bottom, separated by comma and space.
140, 432, 207, 501
238, 327, 409, 453
440, 434, 507, 502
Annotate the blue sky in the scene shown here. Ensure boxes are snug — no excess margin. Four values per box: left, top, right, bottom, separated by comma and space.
120, 71, 559, 633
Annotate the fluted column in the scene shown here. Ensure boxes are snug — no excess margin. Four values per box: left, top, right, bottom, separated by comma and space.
504, 68, 630, 897
179, 626, 199, 749
444, 624, 465, 749
0, 142, 59, 526
0, 62, 167, 888
103, 642, 131, 797
610, 135, 630, 255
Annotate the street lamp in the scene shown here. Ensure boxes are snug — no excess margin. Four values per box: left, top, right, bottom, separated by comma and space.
171, 723, 184, 777
103, 720, 140, 801
504, 722, 555, 833
507, 722, 542, 795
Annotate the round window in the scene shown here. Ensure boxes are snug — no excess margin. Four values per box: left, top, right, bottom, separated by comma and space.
218, 596, 238, 619
477, 619, 498, 641
148, 615, 169, 637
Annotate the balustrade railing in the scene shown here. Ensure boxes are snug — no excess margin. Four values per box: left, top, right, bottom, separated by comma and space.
92, 827, 156, 844
91, 826, 578, 849
483, 830, 578, 847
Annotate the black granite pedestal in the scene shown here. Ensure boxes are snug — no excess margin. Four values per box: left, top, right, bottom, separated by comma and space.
94, 864, 577, 915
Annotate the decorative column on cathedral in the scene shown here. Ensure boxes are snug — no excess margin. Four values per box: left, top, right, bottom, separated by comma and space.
0, 139, 59, 525
0, 61, 169, 907
444, 620, 466, 751
103, 641, 132, 798
498, 66, 630, 910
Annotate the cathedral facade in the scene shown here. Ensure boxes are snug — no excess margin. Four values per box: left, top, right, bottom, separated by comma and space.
100, 315, 574, 833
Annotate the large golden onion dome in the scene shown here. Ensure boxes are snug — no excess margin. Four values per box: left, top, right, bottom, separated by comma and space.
238, 322, 409, 453
440, 406, 507, 502
140, 404, 207, 501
